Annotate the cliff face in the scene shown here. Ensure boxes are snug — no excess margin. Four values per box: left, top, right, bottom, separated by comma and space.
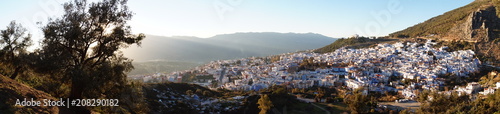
448, 6, 500, 42
440, 5, 500, 64
470, 6, 500, 63
389, 0, 500, 64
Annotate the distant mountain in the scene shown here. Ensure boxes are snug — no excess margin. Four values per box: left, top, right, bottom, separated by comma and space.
389, 0, 500, 64
122, 32, 337, 75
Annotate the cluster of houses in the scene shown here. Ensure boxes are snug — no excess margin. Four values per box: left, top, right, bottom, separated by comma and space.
137, 39, 500, 99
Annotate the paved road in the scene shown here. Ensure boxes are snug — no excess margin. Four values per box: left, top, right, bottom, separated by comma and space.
485, 64, 500, 70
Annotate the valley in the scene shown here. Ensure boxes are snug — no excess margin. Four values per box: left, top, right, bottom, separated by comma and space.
3, 0, 500, 113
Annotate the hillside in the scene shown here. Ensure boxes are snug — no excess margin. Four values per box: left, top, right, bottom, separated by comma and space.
123, 32, 337, 75
389, 0, 494, 38
389, 0, 500, 64
314, 37, 399, 53
128, 61, 201, 76
141, 82, 227, 113
123, 32, 337, 62
0, 75, 61, 113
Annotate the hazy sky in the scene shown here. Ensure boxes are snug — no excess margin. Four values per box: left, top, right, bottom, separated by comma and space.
0, 0, 474, 48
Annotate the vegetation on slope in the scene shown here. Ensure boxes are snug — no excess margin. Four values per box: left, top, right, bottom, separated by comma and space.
129, 61, 201, 75
314, 37, 399, 53
142, 82, 221, 113
411, 83, 500, 114
389, 0, 500, 65
0, 0, 150, 113
0, 75, 61, 113
390, 0, 491, 38
343, 88, 378, 114
238, 85, 346, 114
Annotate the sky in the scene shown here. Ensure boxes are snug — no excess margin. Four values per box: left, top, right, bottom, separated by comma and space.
0, 0, 474, 49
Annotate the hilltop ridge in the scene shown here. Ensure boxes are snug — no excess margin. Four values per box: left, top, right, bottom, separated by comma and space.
389, 0, 498, 40
389, 0, 499, 63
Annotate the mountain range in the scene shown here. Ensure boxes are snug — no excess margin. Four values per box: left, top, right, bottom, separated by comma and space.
5, 0, 500, 113
122, 32, 337, 75
125, 0, 500, 75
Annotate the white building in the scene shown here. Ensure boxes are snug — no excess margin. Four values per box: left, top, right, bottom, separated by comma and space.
480, 87, 495, 95
346, 79, 363, 89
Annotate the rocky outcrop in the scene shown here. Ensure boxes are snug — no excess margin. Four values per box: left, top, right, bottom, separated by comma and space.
446, 5, 500, 63
448, 6, 500, 42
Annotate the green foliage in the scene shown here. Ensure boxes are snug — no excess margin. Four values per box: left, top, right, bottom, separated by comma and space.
16, 73, 71, 98
272, 87, 287, 96
417, 91, 470, 113
298, 57, 331, 71
247, 79, 254, 86
0, 21, 32, 79
195, 89, 203, 94
439, 73, 468, 88
414, 69, 500, 114
390, 0, 489, 38
39, 0, 145, 101
91, 81, 149, 113
438, 90, 500, 114
479, 71, 500, 87
202, 90, 213, 97
434, 40, 475, 52
314, 88, 325, 103
185, 90, 194, 96
314, 37, 370, 53
181, 72, 197, 83
25, 0, 146, 113
0, 75, 61, 114
343, 88, 377, 114
142, 82, 222, 113
399, 108, 412, 114
120, 81, 149, 114
314, 37, 399, 53
494, 0, 500, 17
417, 90, 430, 103
257, 94, 273, 114
291, 88, 300, 94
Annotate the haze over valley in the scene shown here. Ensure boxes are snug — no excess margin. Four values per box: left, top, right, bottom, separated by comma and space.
123, 32, 337, 75
4, 0, 500, 114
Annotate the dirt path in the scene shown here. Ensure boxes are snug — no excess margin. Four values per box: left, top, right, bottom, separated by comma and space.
296, 97, 331, 114
379, 101, 421, 111
310, 103, 331, 114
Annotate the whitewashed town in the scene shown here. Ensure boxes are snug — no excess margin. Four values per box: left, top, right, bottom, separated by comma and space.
134, 39, 500, 100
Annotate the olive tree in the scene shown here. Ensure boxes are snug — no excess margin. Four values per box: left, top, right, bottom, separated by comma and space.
0, 21, 32, 79
39, 0, 144, 101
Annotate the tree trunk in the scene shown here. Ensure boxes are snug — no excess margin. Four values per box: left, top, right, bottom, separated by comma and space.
9, 66, 21, 79
70, 79, 83, 99
69, 70, 90, 114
